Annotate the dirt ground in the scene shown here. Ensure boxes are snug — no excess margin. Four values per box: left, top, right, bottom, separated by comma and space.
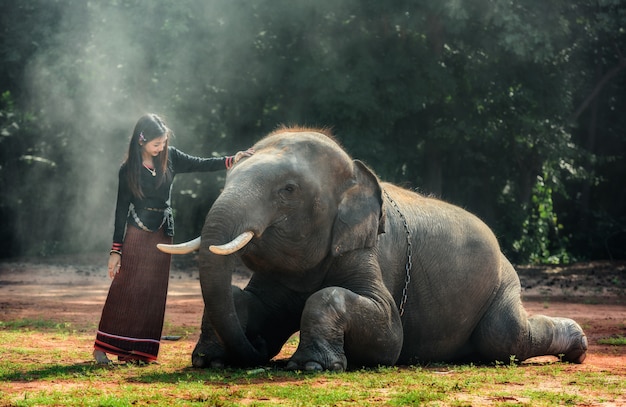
0, 254, 625, 395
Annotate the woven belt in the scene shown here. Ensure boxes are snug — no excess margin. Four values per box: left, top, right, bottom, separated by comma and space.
143, 207, 166, 212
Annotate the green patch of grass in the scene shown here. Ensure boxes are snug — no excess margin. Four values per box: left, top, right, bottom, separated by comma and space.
0, 318, 74, 332
521, 389, 584, 405
598, 335, 626, 346
161, 320, 198, 340
1, 319, 624, 407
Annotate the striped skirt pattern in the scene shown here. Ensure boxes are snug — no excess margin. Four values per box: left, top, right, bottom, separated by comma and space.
95, 226, 172, 362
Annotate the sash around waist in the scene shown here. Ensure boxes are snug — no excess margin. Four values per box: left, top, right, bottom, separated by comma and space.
128, 205, 172, 234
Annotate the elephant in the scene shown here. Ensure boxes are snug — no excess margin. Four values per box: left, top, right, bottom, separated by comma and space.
158, 126, 587, 371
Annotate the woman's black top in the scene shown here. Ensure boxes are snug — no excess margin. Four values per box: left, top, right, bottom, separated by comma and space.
112, 146, 227, 245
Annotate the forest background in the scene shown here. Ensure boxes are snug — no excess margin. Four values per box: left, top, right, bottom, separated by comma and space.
0, 0, 624, 264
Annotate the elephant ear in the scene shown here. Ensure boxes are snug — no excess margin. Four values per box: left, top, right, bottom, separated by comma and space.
331, 160, 386, 256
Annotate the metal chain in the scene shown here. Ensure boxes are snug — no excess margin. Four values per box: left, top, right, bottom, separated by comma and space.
383, 189, 413, 317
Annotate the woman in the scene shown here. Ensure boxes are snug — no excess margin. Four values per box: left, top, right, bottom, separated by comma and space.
93, 113, 253, 364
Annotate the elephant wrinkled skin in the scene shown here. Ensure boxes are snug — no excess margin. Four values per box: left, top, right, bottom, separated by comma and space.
159, 127, 587, 371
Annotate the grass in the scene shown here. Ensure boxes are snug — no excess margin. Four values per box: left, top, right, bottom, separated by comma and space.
598, 335, 626, 346
0, 319, 624, 406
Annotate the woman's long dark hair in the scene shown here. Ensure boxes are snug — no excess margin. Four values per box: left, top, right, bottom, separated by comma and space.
125, 113, 172, 198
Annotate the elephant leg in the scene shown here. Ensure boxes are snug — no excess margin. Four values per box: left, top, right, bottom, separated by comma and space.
242, 277, 306, 360
193, 279, 304, 368
287, 286, 403, 371
525, 315, 587, 363
472, 303, 587, 363
471, 267, 587, 364
192, 285, 248, 368
192, 308, 227, 368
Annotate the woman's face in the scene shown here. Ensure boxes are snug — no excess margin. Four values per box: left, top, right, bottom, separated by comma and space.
141, 134, 168, 158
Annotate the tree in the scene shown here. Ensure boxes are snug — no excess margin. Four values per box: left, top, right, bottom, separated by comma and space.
0, 0, 623, 262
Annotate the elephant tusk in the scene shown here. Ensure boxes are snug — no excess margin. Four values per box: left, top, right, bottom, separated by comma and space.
157, 236, 201, 254
209, 231, 254, 255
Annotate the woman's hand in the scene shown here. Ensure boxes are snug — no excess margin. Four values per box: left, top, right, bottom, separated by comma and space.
108, 253, 121, 279
234, 148, 255, 164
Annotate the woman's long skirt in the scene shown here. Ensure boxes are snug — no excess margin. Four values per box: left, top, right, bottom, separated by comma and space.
94, 226, 172, 362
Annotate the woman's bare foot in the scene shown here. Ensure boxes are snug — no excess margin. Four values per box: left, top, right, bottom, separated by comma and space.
93, 349, 111, 364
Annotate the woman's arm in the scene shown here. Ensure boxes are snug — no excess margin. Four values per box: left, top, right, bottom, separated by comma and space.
169, 146, 254, 173
108, 167, 131, 278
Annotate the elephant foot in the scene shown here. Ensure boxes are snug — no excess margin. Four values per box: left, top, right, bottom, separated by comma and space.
192, 354, 226, 369
286, 359, 345, 372
191, 339, 227, 369
191, 352, 209, 368
286, 346, 347, 372
549, 318, 588, 364
564, 337, 588, 364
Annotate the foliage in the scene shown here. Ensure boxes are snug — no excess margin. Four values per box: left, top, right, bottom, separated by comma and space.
0, 0, 624, 262
512, 172, 572, 264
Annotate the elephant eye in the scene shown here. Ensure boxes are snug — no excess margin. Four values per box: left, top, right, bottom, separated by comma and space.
285, 185, 295, 192
279, 183, 299, 197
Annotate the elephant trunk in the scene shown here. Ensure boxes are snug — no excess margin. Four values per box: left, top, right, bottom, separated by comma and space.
198, 200, 267, 366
